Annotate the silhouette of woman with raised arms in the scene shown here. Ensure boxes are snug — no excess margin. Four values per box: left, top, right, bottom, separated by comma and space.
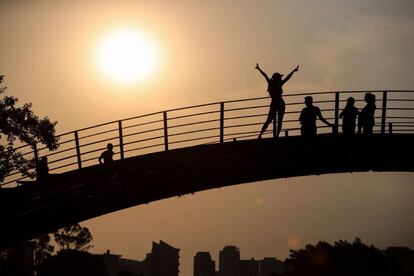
256, 63, 299, 139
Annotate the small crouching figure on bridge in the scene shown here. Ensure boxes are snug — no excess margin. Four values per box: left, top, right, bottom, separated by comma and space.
256, 63, 299, 139
299, 96, 332, 136
36, 156, 49, 184
358, 92, 376, 134
99, 143, 114, 164
340, 97, 359, 135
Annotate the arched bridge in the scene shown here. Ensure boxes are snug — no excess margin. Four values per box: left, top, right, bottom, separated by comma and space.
1, 90, 413, 248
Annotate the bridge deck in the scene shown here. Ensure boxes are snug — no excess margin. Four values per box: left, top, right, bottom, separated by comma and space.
0, 134, 413, 248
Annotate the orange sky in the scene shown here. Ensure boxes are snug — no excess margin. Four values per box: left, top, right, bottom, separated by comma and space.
1, 1, 414, 275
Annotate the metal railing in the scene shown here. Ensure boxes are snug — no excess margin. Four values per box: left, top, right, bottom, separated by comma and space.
2, 90, 414, 187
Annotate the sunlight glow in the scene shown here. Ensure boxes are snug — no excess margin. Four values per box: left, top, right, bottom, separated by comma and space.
95, 28, 159, 85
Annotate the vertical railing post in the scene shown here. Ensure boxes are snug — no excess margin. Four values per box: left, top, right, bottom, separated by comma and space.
334, 92, 340, 134
381, 91, 387, 134
163, 111, 169, 151
118, 121, 124, 160
33, 142, 39, 162
74, 131, 82, 169
220, 102, 224, 143
389, 123, 393, 134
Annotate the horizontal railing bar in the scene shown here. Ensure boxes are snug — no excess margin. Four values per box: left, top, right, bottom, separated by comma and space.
168, 118, 221, 129
79, 128, 118, 140
81, 156, 104, 164
225, 113, 267, 120
1, 175, 32, 186
123, 143, 165, 154
387, 108, 414, 110
225, 134, 256, 141
12, 144, 35, 151
49, 161, 80, 172
79, 136, 119, 149
54, 111, 163, 137
169, 134, 220, 145
80, 145, 117, 157
123, 135, 165, 147
225, 105, 269, 112
223, 131, 273, 140
3, 170, 27, 178
169, 127, 221, 138
122, 119, 164, 130
165, 102, 219, 113
35, 138, 76, 152
44, 146, 77, 158
122, 127, 164, 139
286, 99, 336, 106
223, 130, 261, 137
388, 99, 414, 102
168, 110, 220, 121
82, 153, 124, 164
392, 129, 414, 132
47, 154, 79, 165
223, 122, 263, 129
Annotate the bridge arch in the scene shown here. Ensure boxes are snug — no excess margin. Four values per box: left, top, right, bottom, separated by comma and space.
1, 90, 413, 248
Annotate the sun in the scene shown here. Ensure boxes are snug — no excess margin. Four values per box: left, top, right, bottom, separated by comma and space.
95, 28, 159, 85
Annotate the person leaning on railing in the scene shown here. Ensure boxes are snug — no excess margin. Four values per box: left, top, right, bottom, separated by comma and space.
299, 96, 332, 136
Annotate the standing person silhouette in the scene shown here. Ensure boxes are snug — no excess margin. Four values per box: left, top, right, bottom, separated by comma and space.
340, 97, 359, 135
99, 143, 114, 164
358, 92, 376, 134
256, 63, 299, 139
299, 96, 332, 136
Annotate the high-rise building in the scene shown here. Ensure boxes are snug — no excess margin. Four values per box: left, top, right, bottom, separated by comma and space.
194, 251, 216, 276
259, 257, 286, 276
219, 246, 240, 276
240, 258, 259, 276
143, 240, 180, 276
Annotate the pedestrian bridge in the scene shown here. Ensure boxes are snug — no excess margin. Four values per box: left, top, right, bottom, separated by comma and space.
1, 90, 413, 248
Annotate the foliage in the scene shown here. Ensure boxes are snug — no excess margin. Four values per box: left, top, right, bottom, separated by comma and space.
0, 74, 58, 183
0, 240, 35, 276
33, 234, 54, 268
54, 223, 93, 251
37, 249, 109, 276
286, 238, 403, 276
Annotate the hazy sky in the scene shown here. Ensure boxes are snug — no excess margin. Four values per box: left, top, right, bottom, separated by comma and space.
1, 1, 414, 275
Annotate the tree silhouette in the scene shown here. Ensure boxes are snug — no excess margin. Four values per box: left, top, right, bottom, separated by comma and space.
285, 238, 403, 276
33, 234, 54, 269
53, 223, 93, 251
0, 75, 58, 183
37, 249, 109, 276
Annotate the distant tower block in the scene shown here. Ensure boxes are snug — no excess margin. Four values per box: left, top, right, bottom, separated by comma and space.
219, 246, 240, 276
194, 252, 215, 276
